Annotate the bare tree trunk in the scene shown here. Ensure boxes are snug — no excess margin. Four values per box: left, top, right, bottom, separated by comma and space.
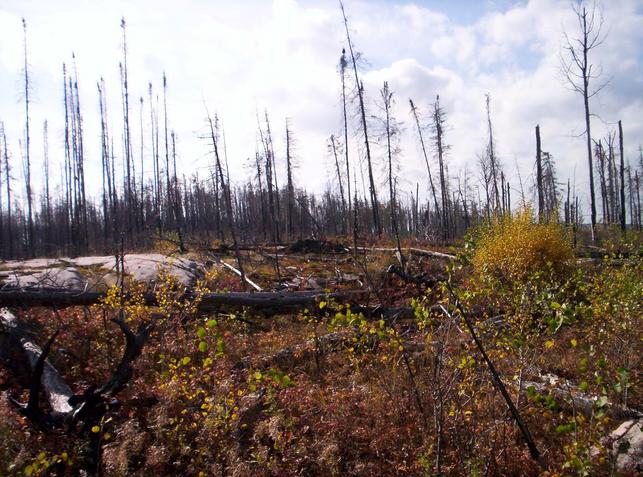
485, 94, 500, 214
206, 110, 248, 291
330, 135, 347, 235
340, 49, 352, 233
536, 125, 544, 221
121, 18, 134, 242
22, 19, 34, 255
1, 124, 12, 258
286, 121, 295, 239
618, 120, 626, 233
170, 132, 185, 252
410, 99, 441, 231
433, 96, 449, 240
340, 1, 380, 236
42, 120, 52, 254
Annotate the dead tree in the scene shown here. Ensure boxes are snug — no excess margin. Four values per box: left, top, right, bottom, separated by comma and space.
485, 94, 501, 214
410, 99, 441, 232
0, 308, 152, 430
536, 125, 544, 221
42, 120, 52, 249
170, 132, 186, 252
380, 82, 404, 267
340, 49, 352, 230
1, 124, 12, 257
340, 1, 380, 236
618, 120, 626, 232
594, 139, 609, 224
121, 18, 134, 240
329, 135, 347, 235
432, 95, 450, 240
22, 19, 34, 254
206, 109, 248, 291
285, 120, 296, 239
561, 1, 607, 241
98, 79, 112, 242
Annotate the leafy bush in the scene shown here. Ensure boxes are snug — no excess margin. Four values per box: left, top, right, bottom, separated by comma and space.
472, 207, 574, 282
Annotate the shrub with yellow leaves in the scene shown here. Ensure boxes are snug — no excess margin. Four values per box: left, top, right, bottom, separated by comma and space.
472, 207, 574, 282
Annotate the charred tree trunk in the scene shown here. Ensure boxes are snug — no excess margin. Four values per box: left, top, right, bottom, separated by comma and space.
340, 1, 380, 236
618, 120, 626, 232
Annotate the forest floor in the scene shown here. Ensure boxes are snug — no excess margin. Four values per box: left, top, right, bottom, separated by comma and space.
0, 228, 641, 476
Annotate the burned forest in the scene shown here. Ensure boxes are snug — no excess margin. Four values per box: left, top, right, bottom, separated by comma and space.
0, 1, 642, 476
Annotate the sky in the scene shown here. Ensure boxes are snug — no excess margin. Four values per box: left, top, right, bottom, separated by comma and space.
0, 0, 642, 218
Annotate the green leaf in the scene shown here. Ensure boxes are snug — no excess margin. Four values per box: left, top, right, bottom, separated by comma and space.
181, 356, 191, 366
198, 341, 208, 353
596, 395, 609, 408
206, 319, 217, 329
197, 327, 206, 338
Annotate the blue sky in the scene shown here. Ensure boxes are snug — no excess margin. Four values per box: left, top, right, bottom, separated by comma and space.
0, 0, 641, 220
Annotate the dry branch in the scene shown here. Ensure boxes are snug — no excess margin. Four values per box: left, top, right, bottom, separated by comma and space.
220, 260, 263, 291
0, 307, 151, 429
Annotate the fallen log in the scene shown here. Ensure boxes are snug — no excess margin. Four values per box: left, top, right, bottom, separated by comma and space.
0, 287, 368, 311
0, 307, 151, 428
0, 309, 74, 419
356, 246, 455, 260
520, 373, 642, 421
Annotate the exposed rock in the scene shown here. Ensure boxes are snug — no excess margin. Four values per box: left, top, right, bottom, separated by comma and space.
606, 419, 643, 474
3, 267, 88, 291
0, 253, 202, 290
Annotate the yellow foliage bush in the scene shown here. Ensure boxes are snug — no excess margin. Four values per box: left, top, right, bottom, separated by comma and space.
472, 207, 573, 282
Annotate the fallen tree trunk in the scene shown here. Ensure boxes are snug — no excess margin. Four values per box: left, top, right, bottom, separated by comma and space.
0, 287, 369, 311
0, 308, 74, 418
0, 307, 152, 428
519, 373, 642, 421
356, 246, 455, 260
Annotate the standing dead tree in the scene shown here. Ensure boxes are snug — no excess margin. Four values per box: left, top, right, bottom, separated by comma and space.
379, 82, 404, 268
410, 99, 441, 234
432, 95, 451, 240
339, 49, 352, 232
561, 1, 607, 241
206, 109, 248, 291
329, 135, 347, 235
618, 120, 626, 233
536, 125, 544, 220
22, 18, 34, 255
485, 94, 501, 214
340, 1, 380, 236
285, 120, 296, 239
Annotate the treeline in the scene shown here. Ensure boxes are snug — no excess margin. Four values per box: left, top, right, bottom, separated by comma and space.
0, 7, 642, 259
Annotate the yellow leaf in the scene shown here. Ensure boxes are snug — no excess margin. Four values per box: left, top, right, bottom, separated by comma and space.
91, 426, 100, 433
545, 340, 554, 349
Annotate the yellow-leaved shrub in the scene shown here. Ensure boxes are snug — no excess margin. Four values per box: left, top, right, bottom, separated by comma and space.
472, 207, 573, 282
